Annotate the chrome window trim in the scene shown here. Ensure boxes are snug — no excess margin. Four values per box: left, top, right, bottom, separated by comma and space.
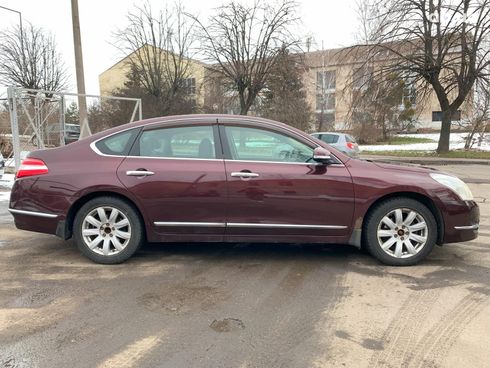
454, 224, 479, 230
89, 117, 345, 165
152, 221, 347, 230
125, 156, 223, 162
9, 208, 58, 218
225, 159, 323, 166
224, 159, 344, 167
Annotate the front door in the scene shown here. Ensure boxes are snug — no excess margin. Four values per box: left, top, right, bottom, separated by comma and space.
117, 122, 227, 240
220, 123, 355, 241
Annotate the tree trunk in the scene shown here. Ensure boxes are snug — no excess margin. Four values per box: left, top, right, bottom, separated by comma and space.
239, 105, 249, 115
437, 110, 452, 153
238, 91, 249, 115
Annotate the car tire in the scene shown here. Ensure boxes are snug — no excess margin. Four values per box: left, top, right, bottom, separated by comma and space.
73, 196, 144, 264
363, 197, 437, 266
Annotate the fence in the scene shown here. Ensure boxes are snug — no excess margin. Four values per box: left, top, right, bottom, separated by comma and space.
3, 86, 142, 170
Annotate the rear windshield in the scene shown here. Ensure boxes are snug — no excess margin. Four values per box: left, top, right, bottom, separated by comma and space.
345, 135, 357, 143
319, 134, 339, 144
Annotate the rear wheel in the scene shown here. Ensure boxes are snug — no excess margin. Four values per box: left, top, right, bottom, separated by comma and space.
364, 198, 437, 266
73, 196, 144, 264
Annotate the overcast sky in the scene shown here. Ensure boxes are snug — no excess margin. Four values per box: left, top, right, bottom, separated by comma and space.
0, 0, 359, 95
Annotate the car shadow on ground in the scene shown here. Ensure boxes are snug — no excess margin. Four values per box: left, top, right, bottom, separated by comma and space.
133, 241, 367, 264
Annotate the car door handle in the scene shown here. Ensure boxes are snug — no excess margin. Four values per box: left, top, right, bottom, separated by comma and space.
230, 172, 259, 178
126, 170, 155, 177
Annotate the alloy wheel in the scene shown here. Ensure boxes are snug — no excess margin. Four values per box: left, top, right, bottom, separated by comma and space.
81, 206, 131, 256
376, 208, 428, 259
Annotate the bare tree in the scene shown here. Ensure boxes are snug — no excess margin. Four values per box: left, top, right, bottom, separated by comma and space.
0, 23, 68, 91
113, 1, 197, 115
191, 0, 300, 115
464, 79, 490, 148
357, 0, 490, 153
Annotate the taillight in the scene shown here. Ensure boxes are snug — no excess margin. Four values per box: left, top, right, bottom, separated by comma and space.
346, 142, 355, 149
16, 158, 49, 179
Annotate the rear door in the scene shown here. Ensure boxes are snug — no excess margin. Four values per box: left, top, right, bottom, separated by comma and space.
117, 120, 227, 239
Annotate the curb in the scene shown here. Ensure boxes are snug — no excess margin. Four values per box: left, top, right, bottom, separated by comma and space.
361, 155, 490, 166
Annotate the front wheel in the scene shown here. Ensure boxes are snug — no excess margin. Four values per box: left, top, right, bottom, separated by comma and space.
73, 196, 144, 264
363, 198, 437, 266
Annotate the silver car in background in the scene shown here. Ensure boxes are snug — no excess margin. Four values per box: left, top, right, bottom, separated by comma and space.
311, 132, 360, 158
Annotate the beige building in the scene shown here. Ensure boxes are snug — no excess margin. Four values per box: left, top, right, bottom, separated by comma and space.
99, 44, 466, 130
99, 45, 207, 107
302, 45, 467, 131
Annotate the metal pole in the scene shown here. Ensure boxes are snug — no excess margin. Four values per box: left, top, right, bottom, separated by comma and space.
0, 6, 24, 75
70, 0, 91, 138
59, 95, 66, 146
7, 87, 21, 170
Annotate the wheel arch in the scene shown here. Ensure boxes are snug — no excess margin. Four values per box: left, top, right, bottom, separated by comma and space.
361, 191, 444, 246
60, 190, 147, 240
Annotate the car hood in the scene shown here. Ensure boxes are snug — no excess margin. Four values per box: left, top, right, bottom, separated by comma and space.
369, 160, 439, 174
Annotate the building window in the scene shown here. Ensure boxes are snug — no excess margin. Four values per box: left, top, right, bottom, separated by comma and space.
316, 70, 336, 112
402, 73, 417, 105
182, 78, 196, 95
316, 93, 335, 111
432, 110, 462, 121
317, 70, 336, 91
352, 66, 373, 90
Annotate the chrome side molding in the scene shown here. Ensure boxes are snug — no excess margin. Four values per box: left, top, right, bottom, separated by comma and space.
227, 223, 347, 229
454, 224, 479, 230
153, 221, 347, 230
9, 208, 58, 218
154, 221, 226, 227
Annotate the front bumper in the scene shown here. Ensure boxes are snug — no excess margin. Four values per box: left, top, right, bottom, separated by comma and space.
442, 200, 479, 243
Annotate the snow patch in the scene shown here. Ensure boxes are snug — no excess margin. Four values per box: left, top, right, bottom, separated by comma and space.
0, 174, 15, 190
0, 191, 10, 202
360, 133, 490, 152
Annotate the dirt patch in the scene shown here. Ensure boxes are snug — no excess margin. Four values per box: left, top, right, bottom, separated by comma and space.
210, 318, 245, 333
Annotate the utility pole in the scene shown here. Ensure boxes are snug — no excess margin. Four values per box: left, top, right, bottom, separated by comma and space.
70, 0, 91, 138
0, 6, 24, 72
319, 40, 326, 131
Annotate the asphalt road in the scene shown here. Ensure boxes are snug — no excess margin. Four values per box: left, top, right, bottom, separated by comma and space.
0, 164, 489, 368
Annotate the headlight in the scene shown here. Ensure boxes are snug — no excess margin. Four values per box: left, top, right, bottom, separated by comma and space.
430, 173, 474, 201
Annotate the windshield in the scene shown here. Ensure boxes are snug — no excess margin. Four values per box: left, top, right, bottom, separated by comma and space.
66, 125, 80, 133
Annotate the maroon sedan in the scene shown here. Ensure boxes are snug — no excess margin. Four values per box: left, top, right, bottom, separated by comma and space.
8, 115, 479, 265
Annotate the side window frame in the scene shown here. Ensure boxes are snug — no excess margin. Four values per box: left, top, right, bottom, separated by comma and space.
129, 122, 223, 160
93, 127, 141, 156
219, 122, 317, 164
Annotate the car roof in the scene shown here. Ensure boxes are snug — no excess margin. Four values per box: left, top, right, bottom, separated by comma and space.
88, 114, 309, 142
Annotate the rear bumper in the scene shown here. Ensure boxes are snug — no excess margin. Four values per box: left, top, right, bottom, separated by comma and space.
9, 178, 72, 238
9, 208, 61, 236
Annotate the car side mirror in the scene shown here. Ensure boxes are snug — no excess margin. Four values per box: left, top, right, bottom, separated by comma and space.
312, 147, 333, 164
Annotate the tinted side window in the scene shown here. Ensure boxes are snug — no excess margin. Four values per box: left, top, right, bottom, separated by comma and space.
95, 129, 138, 156
225, 126, 313, 163
138, 125, 216, 159
320, 134, 339, 144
